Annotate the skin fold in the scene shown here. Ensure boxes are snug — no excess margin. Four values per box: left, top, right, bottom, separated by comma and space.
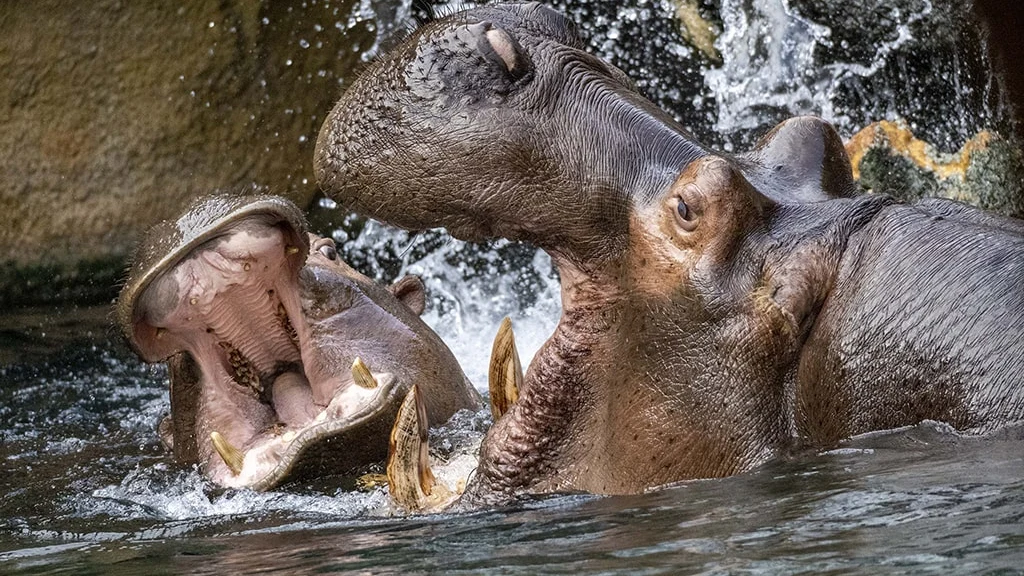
116, 194, 480, 490
314, 3, 1024, 502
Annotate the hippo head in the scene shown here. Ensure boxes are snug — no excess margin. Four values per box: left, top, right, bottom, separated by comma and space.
315, 3, 855, 265
315, 3, 877, 499
116, 194, 479, 489
315, 2, 714, 265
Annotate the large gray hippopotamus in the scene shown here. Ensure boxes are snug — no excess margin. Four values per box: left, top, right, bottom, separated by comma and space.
314, 2, 1024, 504
116, 194, 480, 490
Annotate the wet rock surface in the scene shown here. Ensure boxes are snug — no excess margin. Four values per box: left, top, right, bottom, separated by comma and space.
0, 0, 402, 306
526, 0, 1015, 150
848, 121, 1024, 217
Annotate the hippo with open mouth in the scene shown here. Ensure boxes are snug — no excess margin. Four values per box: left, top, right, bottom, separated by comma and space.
116, 194, 481, 489
314, 2, 1024, 505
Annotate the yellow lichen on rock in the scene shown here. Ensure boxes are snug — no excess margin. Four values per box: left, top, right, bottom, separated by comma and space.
672, 0, 721, 62
846, 120, 993, 181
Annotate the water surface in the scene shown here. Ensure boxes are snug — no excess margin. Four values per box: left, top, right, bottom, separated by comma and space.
1, 306, 1022, 575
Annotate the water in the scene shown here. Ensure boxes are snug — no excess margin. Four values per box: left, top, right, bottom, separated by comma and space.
1, 311, 1022, 573
4, 0, 1023, 573
547, 0, 1007, 151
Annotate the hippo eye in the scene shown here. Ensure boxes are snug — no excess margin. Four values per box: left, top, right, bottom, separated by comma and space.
318, 243, 338, 261
674, 197, 698, 232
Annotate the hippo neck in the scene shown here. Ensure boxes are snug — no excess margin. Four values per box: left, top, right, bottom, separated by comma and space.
472, 273, 622, 497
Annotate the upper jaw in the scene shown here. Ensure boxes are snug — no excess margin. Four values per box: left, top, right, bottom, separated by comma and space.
118, 196, 310, 363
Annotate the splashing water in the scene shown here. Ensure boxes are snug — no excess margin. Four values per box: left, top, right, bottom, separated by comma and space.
340, 220, 561, 391
704, 0, 937, 149
546, 0, 996, 151
704, 0, 837, 142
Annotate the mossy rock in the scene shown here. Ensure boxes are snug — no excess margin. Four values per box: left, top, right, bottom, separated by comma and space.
847, 120, 1024, 218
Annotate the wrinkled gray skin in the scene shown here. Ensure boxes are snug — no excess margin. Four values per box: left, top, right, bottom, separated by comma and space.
315, 3, 1024, 501
116, 194, 480, 490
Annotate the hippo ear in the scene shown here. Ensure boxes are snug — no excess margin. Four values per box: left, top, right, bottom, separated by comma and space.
390, 275, 427, 316
740, 116, 857, 202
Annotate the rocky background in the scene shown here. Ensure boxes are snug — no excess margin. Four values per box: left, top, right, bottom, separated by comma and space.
0, 0, 404, 305
2, 0, 1022, 307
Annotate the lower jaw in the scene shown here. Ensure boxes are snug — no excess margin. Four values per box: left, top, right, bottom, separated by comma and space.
206, 372, 404, 490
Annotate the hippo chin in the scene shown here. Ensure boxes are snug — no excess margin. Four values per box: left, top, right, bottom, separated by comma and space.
116, 194, 480, 490
314, 2, 1024, 505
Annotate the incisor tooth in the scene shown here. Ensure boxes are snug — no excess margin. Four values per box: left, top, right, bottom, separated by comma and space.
352, 357, 378, 389
286, 245, 300, 255
210, 431, 244, 476
488, 317, 522, 420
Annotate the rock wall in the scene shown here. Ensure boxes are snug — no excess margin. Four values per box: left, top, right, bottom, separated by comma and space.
0, 0, 398, 305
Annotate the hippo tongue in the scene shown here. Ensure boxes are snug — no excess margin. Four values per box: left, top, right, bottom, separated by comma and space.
269, 371, 319, 427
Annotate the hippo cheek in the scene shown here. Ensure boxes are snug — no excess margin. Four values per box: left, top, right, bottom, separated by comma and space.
297, 265, 427, 401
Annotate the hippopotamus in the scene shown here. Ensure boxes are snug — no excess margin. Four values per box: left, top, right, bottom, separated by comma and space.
115, 193, 481, 490
313, 2, 1024, 505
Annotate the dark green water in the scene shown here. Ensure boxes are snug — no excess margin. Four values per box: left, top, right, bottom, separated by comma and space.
1, 307, 1022, 575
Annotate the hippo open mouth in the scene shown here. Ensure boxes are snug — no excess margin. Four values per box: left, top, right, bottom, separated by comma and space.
117, 195, 478, 489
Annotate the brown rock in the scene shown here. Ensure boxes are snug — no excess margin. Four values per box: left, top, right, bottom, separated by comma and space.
0, 0, 386, 305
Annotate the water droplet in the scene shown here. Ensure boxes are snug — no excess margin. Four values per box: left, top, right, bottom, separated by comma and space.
299, 39, 310, 49
319, 197, 338, 209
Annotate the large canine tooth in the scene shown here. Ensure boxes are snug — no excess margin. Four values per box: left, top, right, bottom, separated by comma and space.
352, 357, 378, 389
210, 431, 245, 475
488, 317, 522, 420
387, 385, 441, 511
